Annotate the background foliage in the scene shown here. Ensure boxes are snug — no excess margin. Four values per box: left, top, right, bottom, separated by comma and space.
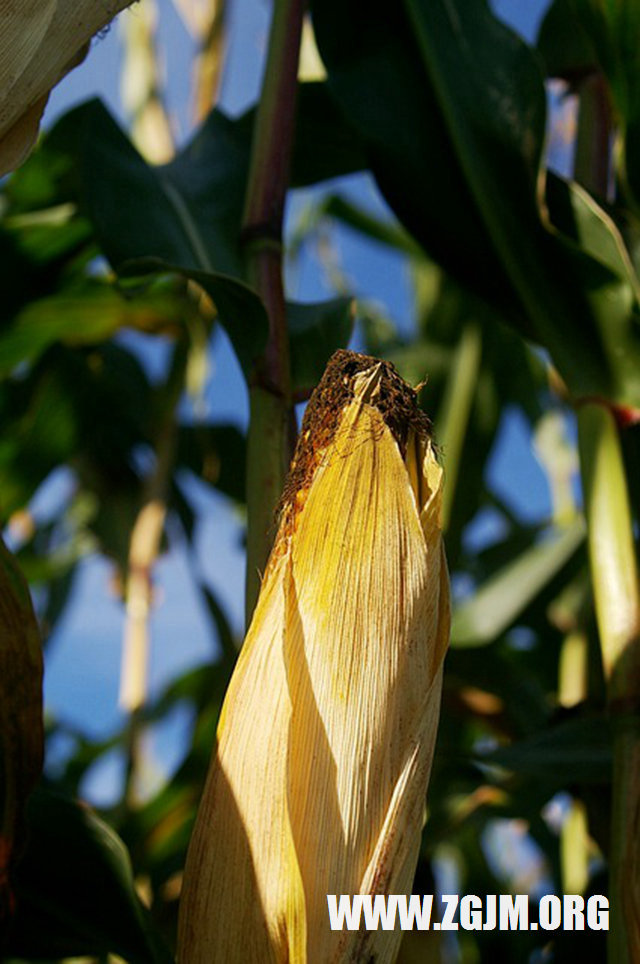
2, 0, 640, 961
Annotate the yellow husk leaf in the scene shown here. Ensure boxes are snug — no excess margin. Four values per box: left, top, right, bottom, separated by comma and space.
178, 352, 450, 964
0, 0, 133, 175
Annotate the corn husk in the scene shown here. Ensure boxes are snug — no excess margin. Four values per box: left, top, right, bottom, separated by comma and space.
178, 350, 450, 963
0, 0, 132, 175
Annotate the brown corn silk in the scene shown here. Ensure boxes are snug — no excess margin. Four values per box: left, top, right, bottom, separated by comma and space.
178, 350, 450, 963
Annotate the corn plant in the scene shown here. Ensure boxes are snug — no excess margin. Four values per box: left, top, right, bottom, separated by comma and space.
0, 1, 639, 963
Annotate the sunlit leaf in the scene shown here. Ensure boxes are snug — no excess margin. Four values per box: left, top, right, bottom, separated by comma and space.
0, 281, 197, 378
452, 520, 585, 647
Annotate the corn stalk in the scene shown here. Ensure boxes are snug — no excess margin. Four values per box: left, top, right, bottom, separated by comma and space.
241, 0, 305, 625
119, 0, 174, 163
573, 68, 640, 964
168, 0, 228, 122
119, 338, 188, 804
578, 403, 640, 962
572, 66, 640, 963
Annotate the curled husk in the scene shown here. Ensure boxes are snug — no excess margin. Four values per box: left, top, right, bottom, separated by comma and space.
178, 350, 450, 963
0, 0, 133, 175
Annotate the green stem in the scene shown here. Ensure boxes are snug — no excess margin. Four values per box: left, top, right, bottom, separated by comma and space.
242, 0, 305, 626
577, 403, 640, 963
435, 320, 482, 531
574, 68, 640, 963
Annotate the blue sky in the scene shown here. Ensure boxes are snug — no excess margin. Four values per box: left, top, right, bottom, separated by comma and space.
37, 0, 561, 804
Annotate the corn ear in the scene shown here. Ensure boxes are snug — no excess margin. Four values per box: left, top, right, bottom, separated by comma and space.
0, 0, 132, 175
178, 350, 450, 963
